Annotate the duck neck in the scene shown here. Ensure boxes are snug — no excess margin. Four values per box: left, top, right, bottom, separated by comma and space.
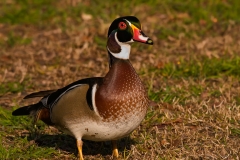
95, 52, 145, 120
107, 32, 131, 68
107, 52, 128, 68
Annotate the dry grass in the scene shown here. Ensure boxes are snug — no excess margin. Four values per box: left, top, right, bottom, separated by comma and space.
0, 0, 240, 159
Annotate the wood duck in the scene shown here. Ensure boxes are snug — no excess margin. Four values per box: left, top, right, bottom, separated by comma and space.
12, 16, 153, 159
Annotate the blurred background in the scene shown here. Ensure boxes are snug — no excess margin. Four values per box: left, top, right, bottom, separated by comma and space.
0, 0, 240, 159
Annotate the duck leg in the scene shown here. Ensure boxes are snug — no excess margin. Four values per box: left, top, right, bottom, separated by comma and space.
111, 140, 119, 158
77, 139, 84, 160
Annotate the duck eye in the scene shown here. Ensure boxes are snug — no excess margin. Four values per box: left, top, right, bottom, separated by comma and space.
118, 22, 127, 30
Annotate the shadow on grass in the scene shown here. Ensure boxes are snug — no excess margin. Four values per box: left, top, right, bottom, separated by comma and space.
26, 133, 135, 156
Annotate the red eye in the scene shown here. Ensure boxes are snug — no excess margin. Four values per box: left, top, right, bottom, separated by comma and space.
118, 22, 127, 30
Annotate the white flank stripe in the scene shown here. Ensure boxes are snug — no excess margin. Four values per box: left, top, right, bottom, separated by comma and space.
92, 84, 100, 116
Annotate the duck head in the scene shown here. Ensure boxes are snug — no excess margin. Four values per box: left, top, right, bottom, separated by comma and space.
107, 16, 153, 60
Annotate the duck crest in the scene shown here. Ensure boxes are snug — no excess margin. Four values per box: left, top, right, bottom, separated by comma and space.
95, 59, 149, 121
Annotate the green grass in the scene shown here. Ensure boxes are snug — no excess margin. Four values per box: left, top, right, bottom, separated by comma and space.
0, 81, 29, 95
0, 0, 60, 25
230, 128, 240, 137
0, 107, 61, 159
1, 0, 240, 25
151, 56, 240, 78
1, 0, 239, 48
3, 32, 32, 47
161, 0, 240, 23
147, 56, 240, 104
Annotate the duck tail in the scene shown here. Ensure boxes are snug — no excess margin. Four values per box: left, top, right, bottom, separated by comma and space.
12, 103, 44, 124
12, 103, 40, 116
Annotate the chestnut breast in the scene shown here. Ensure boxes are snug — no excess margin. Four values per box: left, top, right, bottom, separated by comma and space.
95, 60, 149, 121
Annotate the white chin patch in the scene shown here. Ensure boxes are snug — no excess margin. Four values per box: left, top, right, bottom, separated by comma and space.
107, 33, 131, 60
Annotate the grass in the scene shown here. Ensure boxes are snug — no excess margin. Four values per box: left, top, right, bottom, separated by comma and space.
1, 0, 240, 48
152, 56, 240, 78
5, 32, 32, 47
161, 0, 240, 22
1, 0, 240, 26
0, 0, 61, 25
0, 107, 62, 159
147, 56, 240, 105
0, 0, 240, 159
0, 82, 26, 95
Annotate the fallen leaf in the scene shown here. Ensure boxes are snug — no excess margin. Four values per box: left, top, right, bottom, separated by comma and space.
196, 39, 208, 50
211, 15, 218, 23
81, 13, 92, 21
177, 13, 190, 19
199, 19, 207, 25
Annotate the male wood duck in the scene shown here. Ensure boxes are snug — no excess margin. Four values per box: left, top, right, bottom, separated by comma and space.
12, 16, 153, 159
